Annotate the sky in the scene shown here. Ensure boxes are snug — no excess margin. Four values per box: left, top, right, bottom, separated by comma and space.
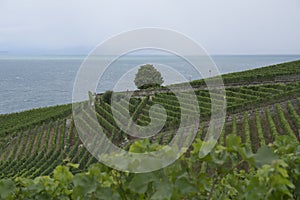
0, 0, 300, 55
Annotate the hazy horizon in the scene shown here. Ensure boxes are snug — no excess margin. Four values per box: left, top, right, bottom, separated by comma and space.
1, 0, 300, 55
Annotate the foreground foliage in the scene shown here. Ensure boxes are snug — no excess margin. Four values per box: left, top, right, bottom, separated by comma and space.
0, 134, 299, 200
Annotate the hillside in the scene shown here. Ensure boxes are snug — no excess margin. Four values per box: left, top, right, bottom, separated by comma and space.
0, 60, 299, 179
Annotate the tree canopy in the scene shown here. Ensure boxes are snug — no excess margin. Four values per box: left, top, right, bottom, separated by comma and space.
134, 64, 164, 89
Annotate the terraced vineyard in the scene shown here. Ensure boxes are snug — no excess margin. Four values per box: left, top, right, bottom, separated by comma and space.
0, 60, 300, 179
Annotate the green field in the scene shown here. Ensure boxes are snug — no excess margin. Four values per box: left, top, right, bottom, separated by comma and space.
0, 60, 300, 199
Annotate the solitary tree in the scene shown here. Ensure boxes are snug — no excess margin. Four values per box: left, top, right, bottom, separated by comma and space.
134, 64, 164, 89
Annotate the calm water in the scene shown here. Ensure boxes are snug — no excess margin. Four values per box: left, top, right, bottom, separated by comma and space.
0, 55, 300, 114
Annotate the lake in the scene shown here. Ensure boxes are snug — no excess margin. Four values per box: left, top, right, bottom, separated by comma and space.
0, 55, 299, 114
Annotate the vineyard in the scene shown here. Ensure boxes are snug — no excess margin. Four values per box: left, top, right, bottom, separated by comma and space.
0, 60, 300, 199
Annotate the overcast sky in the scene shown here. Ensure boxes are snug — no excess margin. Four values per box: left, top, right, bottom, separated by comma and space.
0, 0, 300, 55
